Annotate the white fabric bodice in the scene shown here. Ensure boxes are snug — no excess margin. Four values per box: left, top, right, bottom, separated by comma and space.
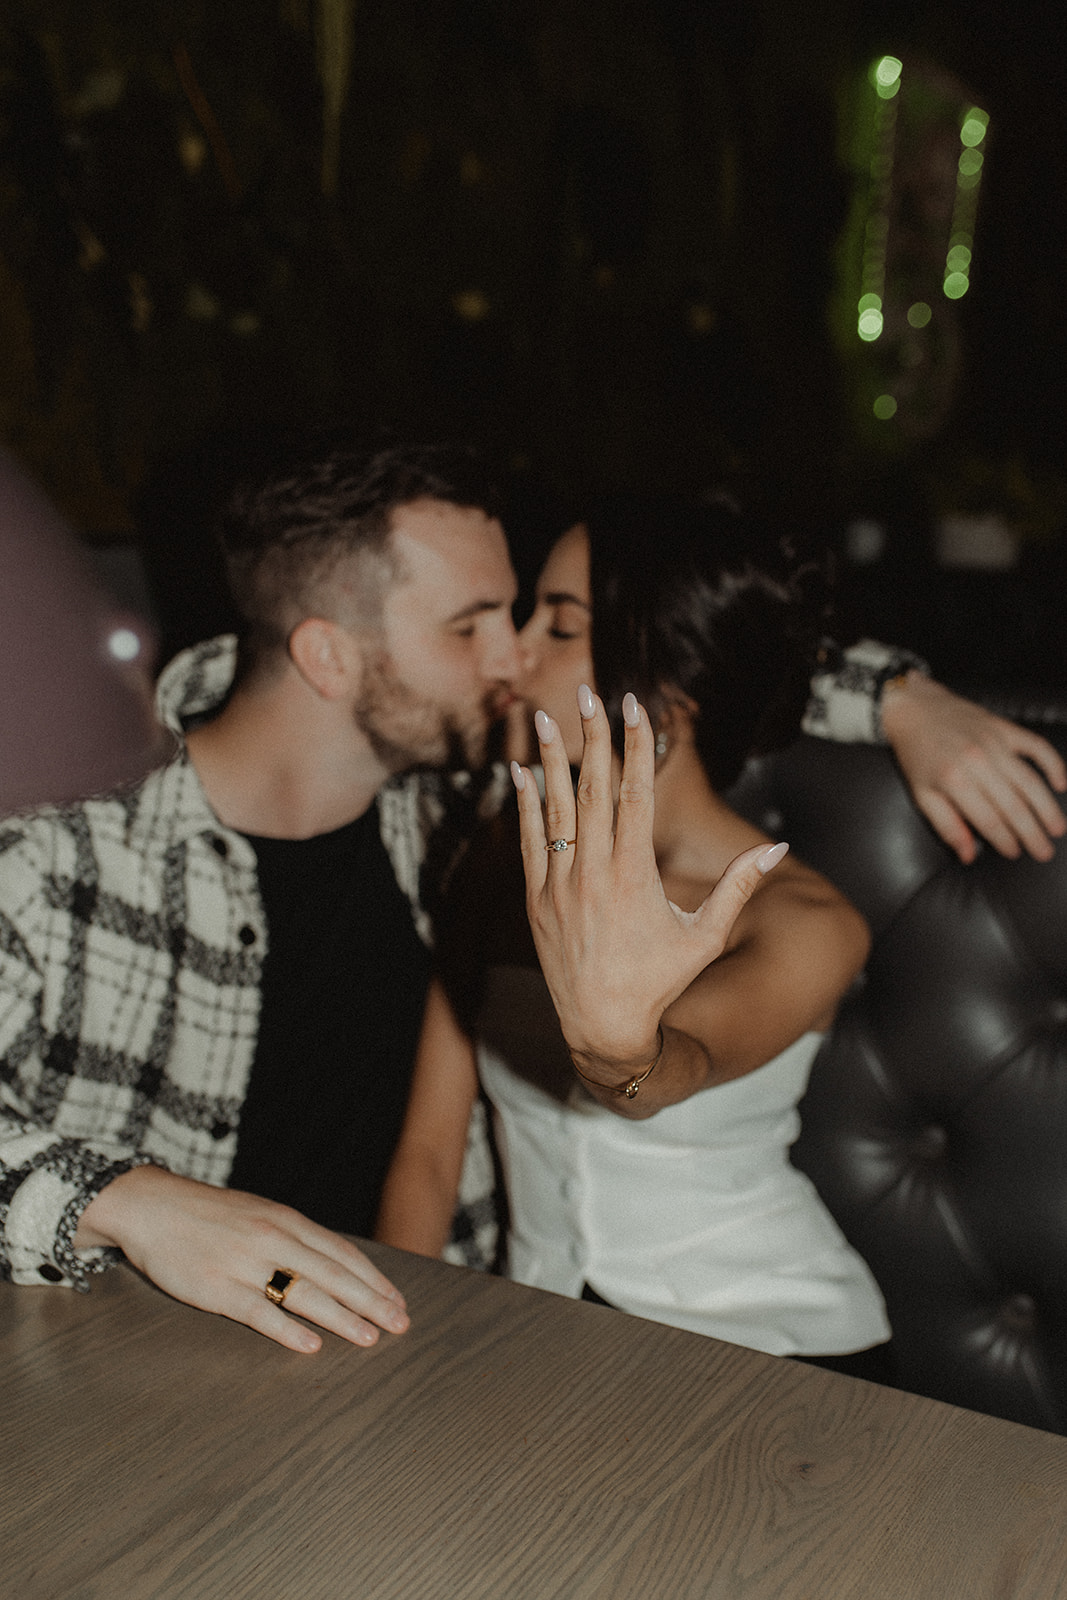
477, 965, 890, 1357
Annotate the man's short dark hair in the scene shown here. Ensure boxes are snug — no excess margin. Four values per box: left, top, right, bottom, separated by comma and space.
218, 438, 500, 677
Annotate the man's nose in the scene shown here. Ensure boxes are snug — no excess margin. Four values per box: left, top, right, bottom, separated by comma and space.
483, 616, 524, 683
513, 620, 539, 683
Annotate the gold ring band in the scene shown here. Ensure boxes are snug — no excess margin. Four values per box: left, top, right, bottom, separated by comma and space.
265, 1269, 299, 1307
546, 838, 576, 853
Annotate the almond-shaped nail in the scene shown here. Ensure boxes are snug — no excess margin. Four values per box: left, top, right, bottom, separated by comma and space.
577, 683, 596, 719
510, 759, 526, 792
622, 692, 640, 728
534, 709, 555, 744
756, 841, 789, 874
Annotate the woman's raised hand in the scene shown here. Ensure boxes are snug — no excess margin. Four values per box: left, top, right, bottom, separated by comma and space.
511, 684, 786, 1086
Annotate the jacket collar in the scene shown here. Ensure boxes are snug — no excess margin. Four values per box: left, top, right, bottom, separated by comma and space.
123, 637, 251, 857
155, 634, 239, 736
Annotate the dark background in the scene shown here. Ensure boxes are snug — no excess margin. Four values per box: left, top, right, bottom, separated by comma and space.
1, 1, 1064, 691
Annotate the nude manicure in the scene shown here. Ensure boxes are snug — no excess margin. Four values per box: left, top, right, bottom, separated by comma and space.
756, 841, 789, 874
622, 692, 640, 728
510, 760, 526, 792
534, 709, 555, 744
577, 683, 596, 719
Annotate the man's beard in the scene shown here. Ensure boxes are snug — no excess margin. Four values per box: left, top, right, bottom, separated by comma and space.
353, 651, 502, 775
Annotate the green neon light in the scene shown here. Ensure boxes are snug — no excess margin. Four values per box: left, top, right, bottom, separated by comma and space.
852, 61, 901, 346
943, 105, 988, 302
873, 57, 903, 98
960, 109, 989, 147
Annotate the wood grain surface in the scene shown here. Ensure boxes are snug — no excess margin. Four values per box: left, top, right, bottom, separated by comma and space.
3, 1242, 1066, 1600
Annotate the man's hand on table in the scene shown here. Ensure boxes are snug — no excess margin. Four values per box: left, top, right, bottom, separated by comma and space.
75, 1166, 410, 1353
881, 672, 1067, 865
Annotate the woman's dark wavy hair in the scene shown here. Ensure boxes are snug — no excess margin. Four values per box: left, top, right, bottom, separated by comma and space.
587, 493, 829, 794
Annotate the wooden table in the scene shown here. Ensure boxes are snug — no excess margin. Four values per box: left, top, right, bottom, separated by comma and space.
3, 1244, 1066, 1600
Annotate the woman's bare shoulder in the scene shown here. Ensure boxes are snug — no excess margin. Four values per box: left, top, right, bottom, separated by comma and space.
735, 849, 871, 979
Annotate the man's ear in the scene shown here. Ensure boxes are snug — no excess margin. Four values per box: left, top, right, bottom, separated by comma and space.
288, 617, 363, 701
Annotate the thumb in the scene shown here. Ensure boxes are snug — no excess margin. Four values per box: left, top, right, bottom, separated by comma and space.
691, 841, 788, 957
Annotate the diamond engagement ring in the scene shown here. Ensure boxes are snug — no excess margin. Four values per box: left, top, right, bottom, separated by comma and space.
546, 838, 576, 852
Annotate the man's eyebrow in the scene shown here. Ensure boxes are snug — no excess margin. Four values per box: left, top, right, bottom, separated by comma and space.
446, 597, 510, 624
541, 589, 591, 610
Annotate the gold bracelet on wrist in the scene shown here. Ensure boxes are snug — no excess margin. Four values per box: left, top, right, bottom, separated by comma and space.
571, 1026, 665, 1100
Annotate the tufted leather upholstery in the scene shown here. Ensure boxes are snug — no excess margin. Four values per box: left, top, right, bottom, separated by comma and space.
726, 721, 1067, 1433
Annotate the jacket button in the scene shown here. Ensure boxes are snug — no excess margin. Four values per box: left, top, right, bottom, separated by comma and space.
39, 1263, 64, 1283
238, 924, 257, 946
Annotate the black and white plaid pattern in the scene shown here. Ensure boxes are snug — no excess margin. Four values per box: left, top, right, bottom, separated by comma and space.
0, 638, 498, 1289
802, 638, 929, 745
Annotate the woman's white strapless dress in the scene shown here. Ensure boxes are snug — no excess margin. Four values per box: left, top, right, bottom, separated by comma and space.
476, 964, 889, 1358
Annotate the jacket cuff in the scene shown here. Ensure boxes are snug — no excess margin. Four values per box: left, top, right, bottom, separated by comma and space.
802, 639, 930, 745
4, 1142, 152, 1291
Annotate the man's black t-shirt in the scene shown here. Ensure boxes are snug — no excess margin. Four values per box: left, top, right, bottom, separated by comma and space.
227, 804, 431, 1237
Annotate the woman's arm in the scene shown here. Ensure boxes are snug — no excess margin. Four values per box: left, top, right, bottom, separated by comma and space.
512, 686, 868, 1120
375, 976, 481, 1258
647, 864, 868, 1108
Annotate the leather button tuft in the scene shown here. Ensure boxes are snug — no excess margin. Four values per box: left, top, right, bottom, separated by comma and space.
912, 1125, 947, 1160
1000, 1293, 1036, 1333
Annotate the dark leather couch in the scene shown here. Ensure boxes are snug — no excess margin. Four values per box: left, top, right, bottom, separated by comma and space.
727, 718, 1067, 1434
